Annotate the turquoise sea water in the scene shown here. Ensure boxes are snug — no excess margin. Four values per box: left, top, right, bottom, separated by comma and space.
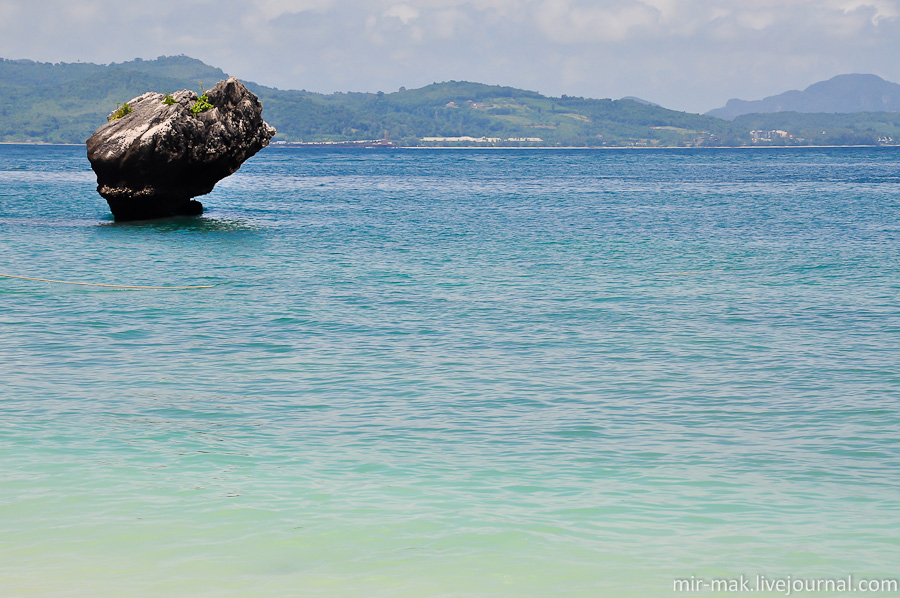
1, 145, 899, 597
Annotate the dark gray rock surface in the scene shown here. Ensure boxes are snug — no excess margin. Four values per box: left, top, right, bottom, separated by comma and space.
86, 77, 275, 220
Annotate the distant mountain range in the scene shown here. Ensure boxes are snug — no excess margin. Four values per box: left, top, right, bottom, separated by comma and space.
706, 74, 900, 120
2, 56, 900, 146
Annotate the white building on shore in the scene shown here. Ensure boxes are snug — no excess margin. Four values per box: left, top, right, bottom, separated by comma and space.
421, 136, 501, 143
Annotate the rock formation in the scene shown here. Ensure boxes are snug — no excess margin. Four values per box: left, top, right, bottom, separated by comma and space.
86, 77, 275, 220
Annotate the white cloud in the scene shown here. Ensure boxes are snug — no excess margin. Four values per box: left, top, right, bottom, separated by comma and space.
1, 0, 900, 111
534, 0, 660, 43
434, 7, 470, 37
734, 9, 775, 31
254, 0, 335, 21
385, 3, 421, 24
831, 0, 900, 21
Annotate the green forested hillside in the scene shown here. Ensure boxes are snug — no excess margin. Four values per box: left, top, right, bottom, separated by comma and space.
2, 55, 900, 146
0, 56, 229, 143
250, 81, 732, 146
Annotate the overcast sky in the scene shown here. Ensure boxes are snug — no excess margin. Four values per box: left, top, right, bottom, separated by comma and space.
2, 0, 899, 113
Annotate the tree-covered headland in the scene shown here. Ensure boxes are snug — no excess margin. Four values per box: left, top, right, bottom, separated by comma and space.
2, 56, 900, 147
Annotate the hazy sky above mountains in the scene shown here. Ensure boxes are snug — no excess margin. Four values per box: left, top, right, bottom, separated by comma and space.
2, 0, 899, 112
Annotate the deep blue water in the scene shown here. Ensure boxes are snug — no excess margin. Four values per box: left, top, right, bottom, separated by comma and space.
1, 145, 899, 597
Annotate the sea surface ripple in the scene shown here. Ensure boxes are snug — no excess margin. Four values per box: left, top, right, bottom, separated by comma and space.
1, 145, 899, 597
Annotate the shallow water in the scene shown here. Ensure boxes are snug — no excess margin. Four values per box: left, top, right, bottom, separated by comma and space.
1, 145, 899, 597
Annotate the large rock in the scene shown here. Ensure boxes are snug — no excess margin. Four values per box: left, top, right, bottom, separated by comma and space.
86, 77, 275, 220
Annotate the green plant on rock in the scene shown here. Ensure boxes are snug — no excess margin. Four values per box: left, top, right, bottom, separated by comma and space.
162, 93, 176, 105
108, 102, 133, 121
189, 83, 214, 116
190, 93, 214, 115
